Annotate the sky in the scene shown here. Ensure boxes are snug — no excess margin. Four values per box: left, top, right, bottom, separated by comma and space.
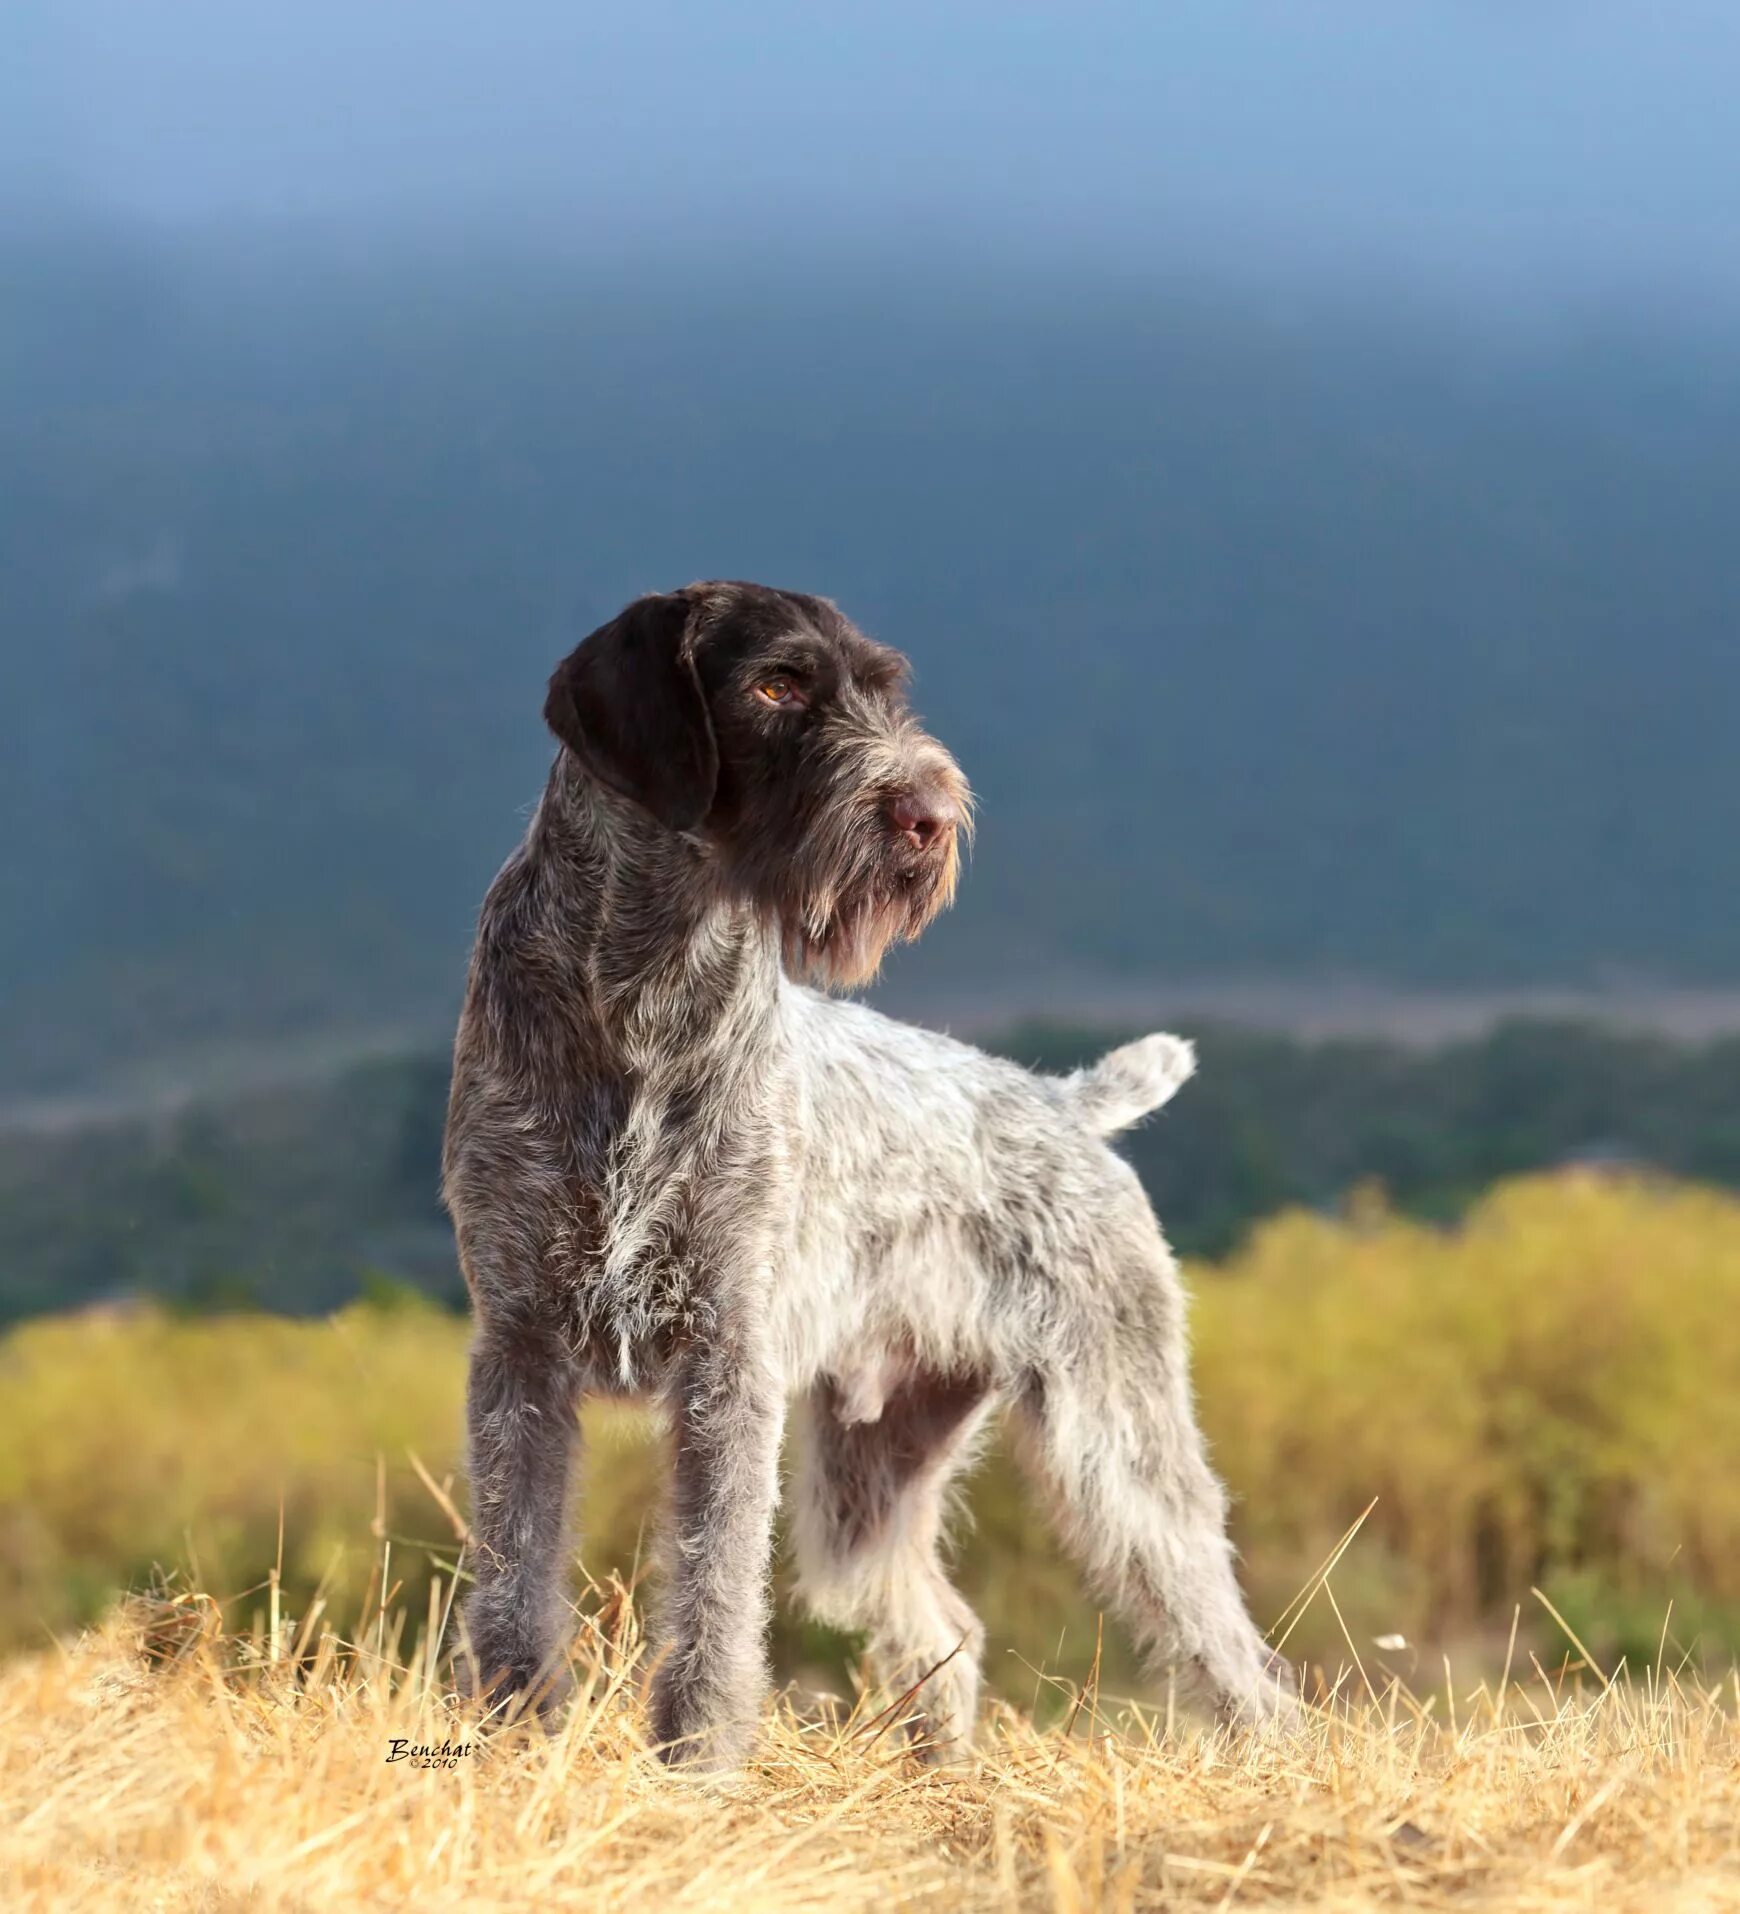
5, 2, 1739, 306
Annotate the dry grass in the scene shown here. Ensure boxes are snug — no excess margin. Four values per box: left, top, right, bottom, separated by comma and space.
4, 1577, 1736, 1913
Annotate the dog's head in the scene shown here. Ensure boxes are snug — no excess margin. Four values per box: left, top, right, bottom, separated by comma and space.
545, 581, 970, 986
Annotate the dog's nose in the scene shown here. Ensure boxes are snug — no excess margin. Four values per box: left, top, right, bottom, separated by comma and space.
886, 786, 958, 853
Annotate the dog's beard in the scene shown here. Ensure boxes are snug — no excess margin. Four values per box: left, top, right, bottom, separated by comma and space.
781, 838, 960, 989
782, 899, 905, 989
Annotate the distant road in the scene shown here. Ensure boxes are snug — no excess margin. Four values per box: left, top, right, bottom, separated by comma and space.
7, 980, 1740, 1138
882, 974, 1740, 1048
0, 1024, 444, 1138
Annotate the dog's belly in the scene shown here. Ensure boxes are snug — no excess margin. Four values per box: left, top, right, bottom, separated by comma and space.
771, 1200, 1000, 1405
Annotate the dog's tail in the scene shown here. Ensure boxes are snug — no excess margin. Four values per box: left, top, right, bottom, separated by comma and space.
1060, 1033, 1196, 1135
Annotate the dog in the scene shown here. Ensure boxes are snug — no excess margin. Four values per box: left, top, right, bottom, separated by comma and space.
442, 580, 1294, 1767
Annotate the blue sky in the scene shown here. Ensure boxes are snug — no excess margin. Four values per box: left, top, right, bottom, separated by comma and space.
6, 2, 1739, 307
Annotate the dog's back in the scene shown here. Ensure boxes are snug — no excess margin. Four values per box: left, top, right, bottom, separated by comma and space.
776, 983, 1195, 1357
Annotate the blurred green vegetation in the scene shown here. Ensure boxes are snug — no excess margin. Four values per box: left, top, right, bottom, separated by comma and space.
4, 1174, 1735, 1696
8, 1017, 1740, 1321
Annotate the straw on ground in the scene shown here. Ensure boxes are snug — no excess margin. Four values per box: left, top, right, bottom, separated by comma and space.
4, 1578, 1736, 1912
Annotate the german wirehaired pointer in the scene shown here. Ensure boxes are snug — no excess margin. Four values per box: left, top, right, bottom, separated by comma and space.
443, 581, 1294, 1767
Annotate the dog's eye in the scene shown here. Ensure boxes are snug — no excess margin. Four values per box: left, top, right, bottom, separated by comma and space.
755, 676, 804, 708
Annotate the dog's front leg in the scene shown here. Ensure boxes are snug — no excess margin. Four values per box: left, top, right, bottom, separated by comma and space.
460, 1309, 581, 1715
648, 1316, 785, 1770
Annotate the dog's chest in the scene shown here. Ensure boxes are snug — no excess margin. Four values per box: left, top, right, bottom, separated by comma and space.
553, 1054, 793, 1373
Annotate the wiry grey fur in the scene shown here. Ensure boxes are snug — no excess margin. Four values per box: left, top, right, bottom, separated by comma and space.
443, 580, 1294, 1769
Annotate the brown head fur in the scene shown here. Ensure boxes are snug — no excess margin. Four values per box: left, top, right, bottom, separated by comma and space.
543, 580, 970, 987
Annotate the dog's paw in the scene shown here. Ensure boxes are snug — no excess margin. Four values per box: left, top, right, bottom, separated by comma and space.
647, 1670, 762, 1775
1230, 1667, 1307, 1739
1207, 1646, 1305, 1738
457, 1639, 572, 1726
648, 1714, 757, 1776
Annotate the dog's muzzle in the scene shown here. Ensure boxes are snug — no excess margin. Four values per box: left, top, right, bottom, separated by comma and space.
884, 779, 962, 855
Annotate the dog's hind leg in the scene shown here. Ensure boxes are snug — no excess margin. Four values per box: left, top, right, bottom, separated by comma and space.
460, 1307, 581, 1714
792, 1370, 994, 1762
1009, 1237, 1297, 1729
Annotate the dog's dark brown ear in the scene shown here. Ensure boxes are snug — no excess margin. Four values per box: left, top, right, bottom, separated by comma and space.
544, 592, 718, 831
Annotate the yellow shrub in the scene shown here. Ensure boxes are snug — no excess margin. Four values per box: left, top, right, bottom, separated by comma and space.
1192, 1173, 1740, 1661
0, 1298, 465, 1642
2, 1173, 1737, 1685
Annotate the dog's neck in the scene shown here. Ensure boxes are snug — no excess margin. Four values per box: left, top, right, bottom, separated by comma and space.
529, 753, 781, 1052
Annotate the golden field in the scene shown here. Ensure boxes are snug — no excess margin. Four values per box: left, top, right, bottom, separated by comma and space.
3, 1577, 1736, 1911
3, 1172, 1739, 1908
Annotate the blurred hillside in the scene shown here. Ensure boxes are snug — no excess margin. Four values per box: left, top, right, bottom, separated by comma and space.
6, 1017, 1740, 1325
7, 226, 1740, 1090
